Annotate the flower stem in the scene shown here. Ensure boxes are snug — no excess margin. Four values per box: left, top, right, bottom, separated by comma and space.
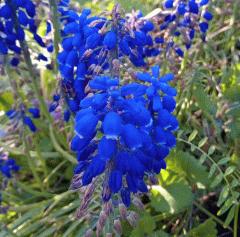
234, 204, 239, 237
193, 201, 233, 232
49, 125, 77, 164
23, 133, 44, 191
8, 0, 52, 122
49, 0, 61, 72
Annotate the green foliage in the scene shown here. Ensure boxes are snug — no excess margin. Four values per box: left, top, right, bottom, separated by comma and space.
188, 219, 218, 237
151, 181, 194, 214
130, 212, 156, 237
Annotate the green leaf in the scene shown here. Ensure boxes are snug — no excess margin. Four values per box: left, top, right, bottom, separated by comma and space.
130, 212, 156, 237
217, 157, 231, 165
188, 130, 198, 142
217, 186, 229, 207
198, 137, 208, 148
208, 164, 217, 178
151, 182, 193, 214
188, 219, 217, 237
167, 151, 210, 188
0, 91, 14, 110
223, 205, 235, 228
149, 230, 171, 237
217, 198, 234, 216
208, 145, 215, 155
210, 174, 223, 188
224, 166, 236, 176
193, 85, 217, 115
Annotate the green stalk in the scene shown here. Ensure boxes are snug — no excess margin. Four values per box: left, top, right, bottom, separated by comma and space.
43, 160, 67, 184
49, 0, 61, 72
193, 201, 233, 232
23, 133, 44, 191
49, 125, 77, 164
34, 138, 49, 182
19, 40, 52, 122
234, 204, 239, 237
8, 0, 51, 122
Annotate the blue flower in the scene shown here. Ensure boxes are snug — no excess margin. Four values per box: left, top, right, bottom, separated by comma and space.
103, 112, 122, 139
0, 155, 20, 179
103, 30, 117, 50
0, 0, 46, 65
157, 0, 212, 57
5, 107, 40, 133
70, 66, 178, 207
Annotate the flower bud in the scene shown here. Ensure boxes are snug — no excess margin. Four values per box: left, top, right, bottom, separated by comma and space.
119, 203, 128, 219
127, 211, 139, 227
106, 233, 113, 237
132, 197, 144, 210
113, 219, 122, 235
99, 210, 108, 226
84, 229, 93, 237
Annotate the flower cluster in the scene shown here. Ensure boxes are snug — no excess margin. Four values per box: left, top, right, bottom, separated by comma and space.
0, 151, 19, 212
6, 107, 40, 132
0, 152, 20, 179
71, 65, 178, 207
153, 0, 213, 58
49, 94, 71, 122
57, 6, 157, 115
0, 0, 46, 66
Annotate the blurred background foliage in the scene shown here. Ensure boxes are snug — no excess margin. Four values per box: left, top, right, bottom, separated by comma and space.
0, 0, 240, 236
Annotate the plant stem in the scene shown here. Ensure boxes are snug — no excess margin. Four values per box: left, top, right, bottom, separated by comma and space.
8, 0, 52, 122
49, 125, 77, 164
49, 0, 61, 72
23, 134, 44, 191
193, 201, 233, 232
234, 204, 239, 237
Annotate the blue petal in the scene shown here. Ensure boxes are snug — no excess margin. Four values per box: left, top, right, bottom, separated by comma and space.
74, 112, 98, 138
121, 188, 131, 207
151, 65, 160, 78
28, 108, 40, 118
64, 110, 71, 122
153, 95, 162, 111
177, 3, 186, 15
203, 11, 213, 21
164, 0, 174, 8
86, 32, 101, 49
71, 135, 92, 152
103, 112, 122, 139
162, 95, 176, 112
122, 124, 142, 150
23, 116, 37, 132
121, 83, 147, 97
126, 175, 138, 193
109, 170, 122, 193
136, 72, 152, 82
189, 0, 199, 14
200, 0, 209, 6
98, 136, 117, 159
103, 30, 117, 50
199, 22, 209, 33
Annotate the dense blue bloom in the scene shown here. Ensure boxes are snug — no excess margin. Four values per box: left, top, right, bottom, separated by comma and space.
57, 7, 156, 112
156, 0, 213, 57
0, 0, 46, 65
71, 66, 178, 206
